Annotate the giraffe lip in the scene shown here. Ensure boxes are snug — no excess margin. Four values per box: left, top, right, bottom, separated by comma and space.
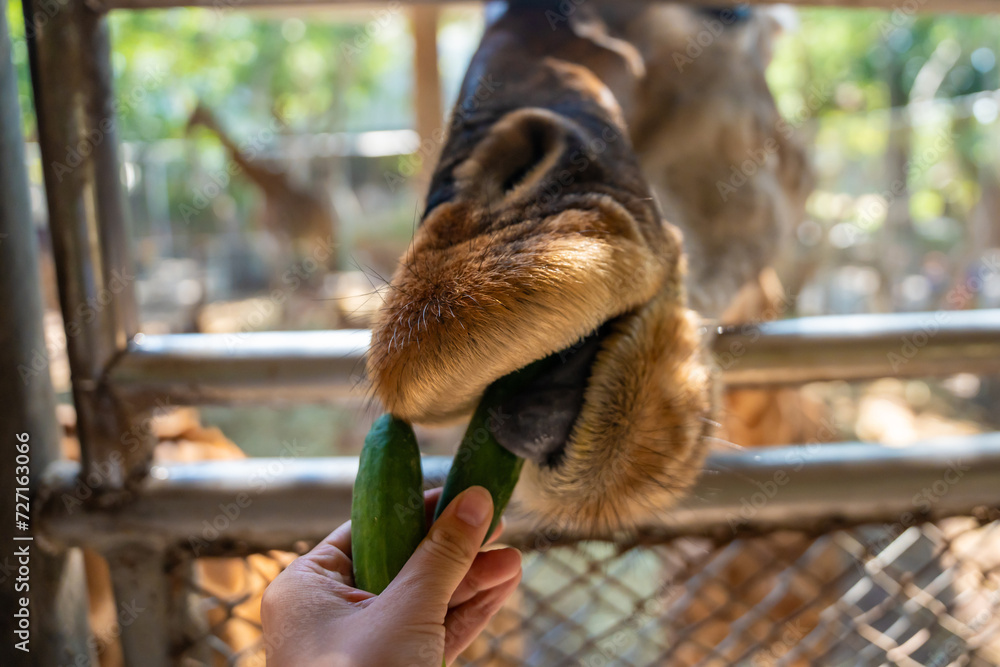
489, 318, 618, 467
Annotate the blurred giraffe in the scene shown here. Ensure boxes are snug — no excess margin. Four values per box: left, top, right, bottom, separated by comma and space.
186, 103, 338, 269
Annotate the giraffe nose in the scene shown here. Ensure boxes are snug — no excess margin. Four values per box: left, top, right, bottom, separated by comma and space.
452, 108, 573, 206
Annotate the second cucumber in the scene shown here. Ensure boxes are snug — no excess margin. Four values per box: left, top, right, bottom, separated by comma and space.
351, 414, 427, 595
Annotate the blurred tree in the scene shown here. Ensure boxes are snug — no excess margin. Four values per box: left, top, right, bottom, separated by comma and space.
9, 2, 999, 313
769, 9, 1000, 313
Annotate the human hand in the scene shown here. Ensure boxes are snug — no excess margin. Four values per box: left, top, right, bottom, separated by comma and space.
261, 486, 522, 667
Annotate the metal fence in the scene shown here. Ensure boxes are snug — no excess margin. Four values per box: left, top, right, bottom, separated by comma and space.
168, 516, 1000, 666
35, 437, 1000, 666
4, 0, 1000, 666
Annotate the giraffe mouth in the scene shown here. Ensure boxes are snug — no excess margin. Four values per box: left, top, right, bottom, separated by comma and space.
489, 318, 619, 467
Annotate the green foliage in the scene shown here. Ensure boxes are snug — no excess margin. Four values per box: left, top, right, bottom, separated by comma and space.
6, 0, 34, 138
771, 8, 999, 233
106, 8, 415, 140
8, 3, 998, 314
770, 9, 1000, 122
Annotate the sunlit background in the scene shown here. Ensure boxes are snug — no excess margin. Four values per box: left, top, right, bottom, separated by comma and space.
8, 2, 1000, 455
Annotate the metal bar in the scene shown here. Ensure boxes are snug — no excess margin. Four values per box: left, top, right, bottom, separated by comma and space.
110, 329, 371, 405
103, 544, 171, 667
1, 2, 94, 664
88, 0, 1000, 15
714, 308, 1000, 386
107, 310, 1000, 407
24, 0, 150, 487
37, 433, 1000, 554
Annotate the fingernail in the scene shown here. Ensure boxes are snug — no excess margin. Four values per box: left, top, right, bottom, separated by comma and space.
455, 487, 492, 527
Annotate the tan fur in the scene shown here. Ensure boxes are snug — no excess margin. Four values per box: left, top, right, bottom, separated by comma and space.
619, 7, 813, 317
371, 197, 673, 423
369, 5, 809, 534
623, 6, 812, 317
518, 297, 714, 531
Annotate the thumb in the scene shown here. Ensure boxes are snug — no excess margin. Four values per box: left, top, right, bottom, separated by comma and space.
380, 486, 494, 620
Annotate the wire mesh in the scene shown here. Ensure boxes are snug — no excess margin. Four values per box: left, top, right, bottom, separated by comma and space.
169, 516, 1000, 667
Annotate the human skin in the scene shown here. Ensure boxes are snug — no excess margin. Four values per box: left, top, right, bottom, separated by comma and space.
261, 486, 522, 666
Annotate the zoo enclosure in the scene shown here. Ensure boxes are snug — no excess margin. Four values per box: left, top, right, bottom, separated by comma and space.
3, 0, 1000, 665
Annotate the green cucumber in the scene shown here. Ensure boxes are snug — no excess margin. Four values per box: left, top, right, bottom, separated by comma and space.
351, 414, 427, 594
352, 356, 559, 595
434, 358, 558, 541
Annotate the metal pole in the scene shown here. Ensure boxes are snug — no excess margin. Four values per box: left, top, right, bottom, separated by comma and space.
109, 329, 372, 406
168, 559, 213, 666
0, 2, 93, 663
36, 434, 1000, 554
714, 308, 1000, 386
106, 310, 1000, 408
23, 0, 150, 489
103, 544, 171, 667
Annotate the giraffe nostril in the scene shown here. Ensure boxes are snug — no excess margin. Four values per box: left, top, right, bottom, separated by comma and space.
498, 119, 555, 194
450, 108, 571, 206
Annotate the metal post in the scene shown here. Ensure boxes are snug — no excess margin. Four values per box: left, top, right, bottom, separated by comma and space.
0, 2, 93, 664
103, 544, 172, 667
36, 434, 1000, 553
23, 0, 151, 489
411, 3, 442, 190
104, 310, 1000, 407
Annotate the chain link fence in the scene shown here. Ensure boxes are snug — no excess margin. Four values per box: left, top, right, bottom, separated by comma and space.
168, 515, 1000, 667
